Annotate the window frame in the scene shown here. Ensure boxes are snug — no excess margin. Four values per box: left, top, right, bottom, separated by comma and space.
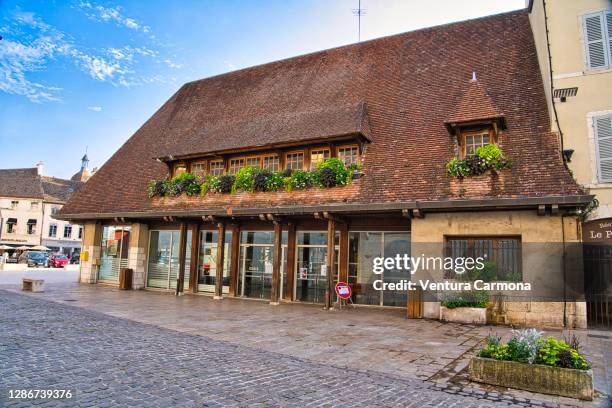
582, 9, 612, 70
444, 235, 522, 281
309, 148, 331, 170
262, 154, 280, 172
285, 150, 305, 171
209, 160, 225, 177
244, 155, 262, 169
337, 144, 360, 166
172, 163, 187, 177
594, 113, 612, 183
228, 157, 245, 175
63, 225, 73, 239
49, 224, 57, 238
190, 160, 207, 178
459, 128, 494, 159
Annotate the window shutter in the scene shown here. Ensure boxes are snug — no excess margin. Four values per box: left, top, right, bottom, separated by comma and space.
595, 115, 612, 182
584, 12, 608, 69
606, 11, 612, 65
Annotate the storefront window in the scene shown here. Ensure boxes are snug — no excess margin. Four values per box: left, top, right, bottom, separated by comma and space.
445, 237, 521, 281
99, 225, 131, 283
295, 231, 339, 303
348, 232, 410, 307
197, 230, 232, 293
238, 231, 287, 299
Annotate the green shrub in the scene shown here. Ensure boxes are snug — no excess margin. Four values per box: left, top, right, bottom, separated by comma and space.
536, 337, 589, 370
316, 158, 351, 186
217, 175, 234, 194
232, 166, 259, 193
147, 180, 168, 198
446, 158, 469, 178
266, 172, 285, 192
206, 176, 221, 193
441, 290, 488, 309
165, 172, 198, 196
288, 170, 314, 190
318, 167, 337, 188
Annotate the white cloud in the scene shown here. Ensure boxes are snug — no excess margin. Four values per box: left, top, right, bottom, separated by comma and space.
88, 106, 102, 111
78, 1, 151, 37
1, 6, 183, 103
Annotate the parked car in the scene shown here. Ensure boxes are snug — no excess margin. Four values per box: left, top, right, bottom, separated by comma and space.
18, 251, 49, 267
70, 253, 80, 264
49, 253, 69, 268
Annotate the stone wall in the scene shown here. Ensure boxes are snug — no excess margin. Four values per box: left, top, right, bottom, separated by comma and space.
79, 222, 102, 284
128, 223, 149, 290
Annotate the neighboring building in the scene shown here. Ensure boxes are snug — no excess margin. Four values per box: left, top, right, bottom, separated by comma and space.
528, 0, 612, 327
60, 10, 593, 328
0, 160, 85, 255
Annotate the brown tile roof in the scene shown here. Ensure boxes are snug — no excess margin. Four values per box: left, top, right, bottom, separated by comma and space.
60, 10, 585, 218
445, 77, 506, 128
0, 168, 44, 199
161, 102, 371, 159
0, 168, 82, 204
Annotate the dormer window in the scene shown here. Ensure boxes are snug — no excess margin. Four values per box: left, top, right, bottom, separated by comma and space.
286, 151, 304, 171
173, 163, 187, 177
461, 129, 493, 158
310, 148, 330, 170
209, 160, 224, 176
337, 145, 360, 166
262, 155, 280, 172
191, 161, 207, 178
228, 158, 245, 175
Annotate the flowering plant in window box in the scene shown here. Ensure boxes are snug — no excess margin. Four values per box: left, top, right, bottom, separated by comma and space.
446, 144, 512, 178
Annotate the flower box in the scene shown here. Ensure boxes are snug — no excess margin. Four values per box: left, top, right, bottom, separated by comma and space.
439, 306, 487, 324
469, 356, 593, 400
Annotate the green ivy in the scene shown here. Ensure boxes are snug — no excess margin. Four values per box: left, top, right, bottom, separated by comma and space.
446, 144, 512, 178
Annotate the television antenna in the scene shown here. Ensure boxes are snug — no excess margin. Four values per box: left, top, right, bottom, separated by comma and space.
352, 0, 366, 42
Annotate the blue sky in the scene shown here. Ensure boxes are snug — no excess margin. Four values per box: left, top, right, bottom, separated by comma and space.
0, 0, 524, 179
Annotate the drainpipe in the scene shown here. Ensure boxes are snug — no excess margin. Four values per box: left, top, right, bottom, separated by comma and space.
542, 0, 568, 168
561, 213, 568, 328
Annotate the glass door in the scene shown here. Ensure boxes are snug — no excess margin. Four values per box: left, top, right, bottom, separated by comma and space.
238, 231, 287, 299
98, 225, 131, 283
198, 230, 232, 294
294, 232, 339, 304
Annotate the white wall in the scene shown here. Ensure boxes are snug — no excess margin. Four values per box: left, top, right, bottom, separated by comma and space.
0, 197, 43, 246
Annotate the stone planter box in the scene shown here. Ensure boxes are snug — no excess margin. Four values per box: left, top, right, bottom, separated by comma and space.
440, 306, 487, 324
470, 357, 593, 400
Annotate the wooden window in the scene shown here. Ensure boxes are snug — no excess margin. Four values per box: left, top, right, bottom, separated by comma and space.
191, 161, 207, 178
285, 151, 304, 171
583, 10, 612, 70
262, 155, 280, 172
310, 148, 330, 170
209, 160, 225, 176
337, 145, 360, 166
245, 156, 261, 168
594, 114, 612, 182
228, 158, 245, 175
173, 163, 187, 177
461, 130, 492, 158
445, 236, 522, 281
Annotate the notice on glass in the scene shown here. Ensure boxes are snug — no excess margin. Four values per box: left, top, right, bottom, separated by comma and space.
264, 261, 273, 274
299, 267, 308, 279
320, 265, 328, 277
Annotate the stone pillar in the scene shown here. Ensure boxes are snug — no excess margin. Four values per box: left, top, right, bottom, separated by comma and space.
128, 223, 149, 290
79, 222, 102, 284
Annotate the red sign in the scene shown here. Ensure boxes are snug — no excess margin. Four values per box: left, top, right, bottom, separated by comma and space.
335, 281, 351, 299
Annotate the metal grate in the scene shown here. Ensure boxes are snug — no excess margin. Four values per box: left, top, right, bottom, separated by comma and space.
553, 87, 578, 99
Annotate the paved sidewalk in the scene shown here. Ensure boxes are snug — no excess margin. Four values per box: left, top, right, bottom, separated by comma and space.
1, 284, 610, 407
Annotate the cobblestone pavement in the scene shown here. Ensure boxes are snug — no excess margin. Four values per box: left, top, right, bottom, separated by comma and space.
0, 290, 574, 408
1, 289, 609, 407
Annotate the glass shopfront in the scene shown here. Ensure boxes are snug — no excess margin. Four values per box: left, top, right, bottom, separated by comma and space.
147, 230, 192, 290
294, 232, 339, 304
348, 232, 410, 307
238, 231, 287, 299
98, 225, 131, 283
198, 230, 232, 294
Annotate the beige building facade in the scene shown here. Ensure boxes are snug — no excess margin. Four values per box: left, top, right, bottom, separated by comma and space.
529, 0, 612, 220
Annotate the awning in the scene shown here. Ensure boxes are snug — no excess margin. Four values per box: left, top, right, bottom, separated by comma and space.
27, 219, 37, 225
6, 218, 17, 224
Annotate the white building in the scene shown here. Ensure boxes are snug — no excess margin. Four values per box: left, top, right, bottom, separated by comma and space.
0, 159, 88, 256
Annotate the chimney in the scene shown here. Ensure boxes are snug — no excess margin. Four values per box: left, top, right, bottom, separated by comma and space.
36, 161, 44, 176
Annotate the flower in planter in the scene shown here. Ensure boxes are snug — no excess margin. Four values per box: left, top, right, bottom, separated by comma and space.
147, 180, 168, 198
232, 166, 259, 193
318, 167, 337, 188
216, 175, 234, 194
265, 172, 284, 192
253, 171, 270, 192
446, 143, 512, 178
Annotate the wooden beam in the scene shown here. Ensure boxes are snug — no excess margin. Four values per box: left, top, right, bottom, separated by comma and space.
176, 222, 188, 296
284, 223, 296, 301
229, 224, 240, 297
270, 221, 282, 305
189, 223, 200, 293
214, 222, 225, 299
322, 211, 345, 224
412, 209, 424, 219
325, 218, 335, 310
338, 223, 349, 284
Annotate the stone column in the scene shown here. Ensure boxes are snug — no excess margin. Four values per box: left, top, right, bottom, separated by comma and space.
79, 222, 102, 284
128, 223, 149, 290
